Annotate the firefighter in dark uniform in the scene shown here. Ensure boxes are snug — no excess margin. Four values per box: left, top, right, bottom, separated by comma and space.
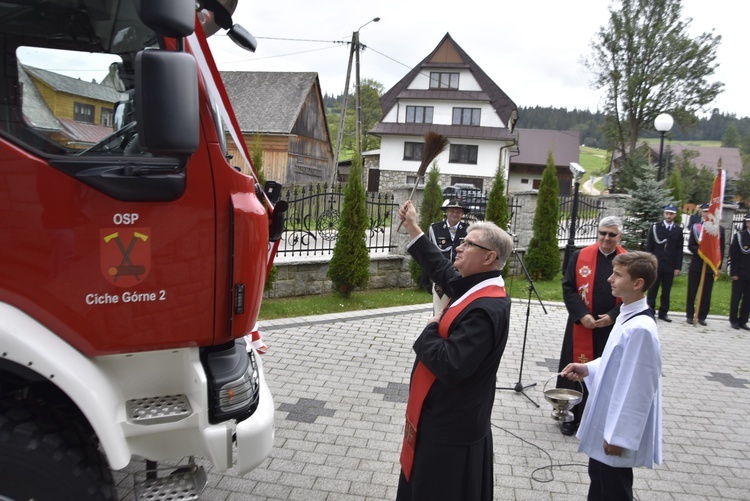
729, 213, 750, 330
686, 203, 725, 326
646, 204, 683, 322
428, 198, 469, 313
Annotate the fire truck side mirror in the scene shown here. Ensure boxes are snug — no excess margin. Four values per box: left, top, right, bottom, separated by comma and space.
135, 0, 195, 38
135, 50, 200, 156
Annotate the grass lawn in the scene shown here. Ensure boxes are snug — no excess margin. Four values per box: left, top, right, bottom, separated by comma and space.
259, 271, 731, 320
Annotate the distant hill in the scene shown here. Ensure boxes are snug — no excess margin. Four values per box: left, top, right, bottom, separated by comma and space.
323, 91, 750, 149
518, 106, 750, 148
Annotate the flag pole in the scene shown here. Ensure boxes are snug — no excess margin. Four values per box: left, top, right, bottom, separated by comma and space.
693, 262, 708, 326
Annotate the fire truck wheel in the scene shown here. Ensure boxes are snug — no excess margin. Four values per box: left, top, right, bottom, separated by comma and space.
0, 399, 117, 500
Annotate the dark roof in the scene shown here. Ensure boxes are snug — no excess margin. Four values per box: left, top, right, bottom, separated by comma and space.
654, 144, 742, 179
23, 65, 124, 103
395, 89, 490, 101
379, 33, 517, 131
18, 64, 60, 132
370, 122, 515, 141
512, 129, 580, 167
220, 71, 319, 134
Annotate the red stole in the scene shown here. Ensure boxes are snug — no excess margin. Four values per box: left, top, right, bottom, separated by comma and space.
399, 284, 506, 481
572, 244, 625, 363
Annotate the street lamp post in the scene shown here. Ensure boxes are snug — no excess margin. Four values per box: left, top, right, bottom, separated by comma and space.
331, 17, 379, 184
563, 163, 585, 273
655, 113, 674, 182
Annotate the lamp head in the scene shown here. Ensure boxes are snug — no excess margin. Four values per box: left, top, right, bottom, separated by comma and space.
655, 113, 674, 133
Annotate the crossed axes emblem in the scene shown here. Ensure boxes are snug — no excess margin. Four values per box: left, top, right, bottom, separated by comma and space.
103, 231, 148, 281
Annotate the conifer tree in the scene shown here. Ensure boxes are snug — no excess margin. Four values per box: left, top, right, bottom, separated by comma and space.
622, 169, 673, 251
485, 160, 511, 275
485, 160, 509, 232
525, 150, 560, 280
328, 152, 370, 297
409, 163, 444, 289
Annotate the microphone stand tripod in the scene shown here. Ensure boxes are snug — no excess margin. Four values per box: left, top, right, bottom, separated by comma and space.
496, 248, 547, 407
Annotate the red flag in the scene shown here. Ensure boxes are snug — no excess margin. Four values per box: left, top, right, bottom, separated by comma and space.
697, 169, 725, 275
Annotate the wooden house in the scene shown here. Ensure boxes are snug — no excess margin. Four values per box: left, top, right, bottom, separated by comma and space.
220, 72, 333, 186
19, 64, 124, 149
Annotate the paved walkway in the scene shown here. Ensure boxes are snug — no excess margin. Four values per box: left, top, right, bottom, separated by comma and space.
117, 301, 750, 500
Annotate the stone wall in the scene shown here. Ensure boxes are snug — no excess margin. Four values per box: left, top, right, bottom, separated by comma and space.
265, 254, 414, 299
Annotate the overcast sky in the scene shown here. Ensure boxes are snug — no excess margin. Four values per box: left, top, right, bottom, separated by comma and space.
207, 0, 746, 120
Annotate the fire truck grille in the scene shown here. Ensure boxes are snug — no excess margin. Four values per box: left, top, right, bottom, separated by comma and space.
126, 394, 193, 424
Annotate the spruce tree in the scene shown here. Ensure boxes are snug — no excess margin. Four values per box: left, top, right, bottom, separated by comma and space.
525, 150, 560, 280
328, 152, 370, 298
622, 169, 673, 251
409, 163, 444, 289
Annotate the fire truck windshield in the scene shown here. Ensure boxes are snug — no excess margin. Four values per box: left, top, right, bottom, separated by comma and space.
0, 0, 160, 157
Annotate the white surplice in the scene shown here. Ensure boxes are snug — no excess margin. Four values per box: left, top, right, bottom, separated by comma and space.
577, 297, 663, 468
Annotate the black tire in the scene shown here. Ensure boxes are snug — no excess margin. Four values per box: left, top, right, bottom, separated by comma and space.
0, 399, 116, 501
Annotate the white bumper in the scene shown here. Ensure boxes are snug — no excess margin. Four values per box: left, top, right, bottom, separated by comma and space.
234, 372, 275, 475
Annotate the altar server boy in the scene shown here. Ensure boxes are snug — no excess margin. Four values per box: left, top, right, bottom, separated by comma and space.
561, 251, 662, 501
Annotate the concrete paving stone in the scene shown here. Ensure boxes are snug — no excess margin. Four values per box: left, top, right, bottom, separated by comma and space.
344, 446, 382, 461
643, 478, 687, 495
281, 438, 319, 453
724, 473, 750, 490
299, 462, 341, 478
635, 490, 677, 501
323, 494, 365, 501
292, 450, 328, 466
116, 302, 750, 500
705, 455, 744, 467
286, 488, 327, 501
715, 485, 750, 500
310, 476, 351, 494
358, 458, 398, 474
215, 476, 260, 495
348, 480, 387, 498
335, 467, 372, 483
267, 456, 308, 476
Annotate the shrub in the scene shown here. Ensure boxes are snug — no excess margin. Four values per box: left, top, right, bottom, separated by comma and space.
328, 152, 370, 297
525, 150, 561, 280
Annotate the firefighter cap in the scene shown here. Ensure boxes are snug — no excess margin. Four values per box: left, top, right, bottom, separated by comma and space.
441, 198, 470, 213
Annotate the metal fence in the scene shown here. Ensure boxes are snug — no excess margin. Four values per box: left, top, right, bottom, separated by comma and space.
276, 184, 398, 257
557, 194, 606, 246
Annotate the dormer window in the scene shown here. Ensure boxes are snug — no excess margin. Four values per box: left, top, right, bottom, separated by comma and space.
73, 102, 95, 124
429, 72, 459, 89
406, 106, 433, 124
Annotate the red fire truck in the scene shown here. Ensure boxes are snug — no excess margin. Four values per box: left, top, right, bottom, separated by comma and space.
0, 1, 284, 499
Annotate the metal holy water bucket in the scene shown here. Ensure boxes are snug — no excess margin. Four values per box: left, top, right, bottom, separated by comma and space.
542, 374, 583, 423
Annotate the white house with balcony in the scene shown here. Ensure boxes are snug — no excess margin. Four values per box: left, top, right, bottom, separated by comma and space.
368, 33, 518, 193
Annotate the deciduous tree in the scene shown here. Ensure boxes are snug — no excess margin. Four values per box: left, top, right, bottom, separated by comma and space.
722, 123, 740, 148
588, 0, 723, 163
